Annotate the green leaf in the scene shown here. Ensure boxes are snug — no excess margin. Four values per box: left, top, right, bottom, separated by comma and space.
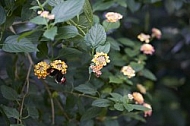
132, 104, 150, 111
74, 84, 96, 95
126, 0, 141, 13
110, 93, 123, 99
141, 69, 157, 81
1, 85, 18, 101
52, 0, 85, 23
57, 26, 79, 40
92, 99, 112, 107
117, 0, 127, 7
108, 37, 120, 51
118, 38, 135, 47
114, 103, 124, 111
125, 112, 146, 122
83, 0, 93, 26
93, 1, 113, 12
103, 20, 120, 32
104, 119, 119, 126
123, 104, 134, 112
27, 106, 39, 119
0, 5, 6, 25
48, 0, 64, 6
109, 76, 123, 84
43, 26, 57, 40
2, 35, 38, 53
1, 105, 19, 119
96, 42, 110, 53
81, 107, 102, 121
58, 47, 82, 59
130, 62, 144, 72
85, 24, 106, 48
125, 48, 139, 57
36, 42, 48, 58
30, 16, 47, 25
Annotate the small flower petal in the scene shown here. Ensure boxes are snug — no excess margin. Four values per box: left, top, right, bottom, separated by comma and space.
132, 92, 144, 104
105, 12, 123, 23
137, 33, 151, 43
151, 28, 162, 39
143, 103, 152, 117
121, 65, 135, 78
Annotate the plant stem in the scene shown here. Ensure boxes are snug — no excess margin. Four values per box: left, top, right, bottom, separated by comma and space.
42, 81, 55, 125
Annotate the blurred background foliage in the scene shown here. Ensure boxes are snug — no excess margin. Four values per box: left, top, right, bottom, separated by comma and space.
0, 0, 190, 126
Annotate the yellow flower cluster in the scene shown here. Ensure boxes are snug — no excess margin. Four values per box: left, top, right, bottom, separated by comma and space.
50, 60, 68, 74
34, 60, 67, 79
34, 61, 50, 79
121, 65, 135, 78
105, 12, 123, 23
90, 52, 110, 77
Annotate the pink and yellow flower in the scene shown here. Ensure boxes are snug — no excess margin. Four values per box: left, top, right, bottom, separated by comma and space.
140, 43, 155, 55
151, 28, 162, 39
50, 60, 68, 74
137, 33, 151, 43
121, 65, 135, 78
143, 103, 152, 117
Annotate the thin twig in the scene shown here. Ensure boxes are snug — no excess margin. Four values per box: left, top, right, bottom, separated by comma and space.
42, 81, 55, 125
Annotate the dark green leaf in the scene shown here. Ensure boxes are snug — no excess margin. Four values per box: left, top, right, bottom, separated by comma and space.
80, 120, 94, 126
36, 42, 48, 58
117, 0, 127, 7
30, 16, 47, 25
114, 103, 124, 111
0, 5, 6, 25
27, 106, 39, 119
93, 1, 113, 12
124, 104, 134, 112
85, 24, 106, 48
1, 85, 18, 101
103, 20, 120, 32
125, 48, 139, 57
108, 37, 120, 51
118, 38, 135, 47
125, 112, 146, 122
43, 26, 57, 40
109, 76, 123, 84
104, 119, 119, 126
48, 0, 64, 6
58, 47, 82, 59
96, 42, 110, 53
57, 26, 79, 40
92, 99, 111, 107
126, 0, 141, 13
52, 0, 85, 23
2, 35, 38, 53
74, 84, 96, 95
81, 107, 102, 121
83, 0, 93, 26
1, 105, 19, 119
110, 93, 123, 99
141, 69, 157, 81
130, 62, 144, 72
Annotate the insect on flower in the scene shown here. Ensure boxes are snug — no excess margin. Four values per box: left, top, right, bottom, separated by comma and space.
47, 68, 66, 84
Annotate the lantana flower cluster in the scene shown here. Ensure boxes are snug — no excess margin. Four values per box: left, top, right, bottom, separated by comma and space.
105, 12, 123, 23
34, 60, 67, 83
121, 65, 135, 78
90, 52, 110, 77
138, 28, 162, 55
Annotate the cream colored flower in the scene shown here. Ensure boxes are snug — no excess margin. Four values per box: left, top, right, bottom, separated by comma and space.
38, 10, 55, 20
143, 103, 152, 117
127, 94, 134, 100
132, 92, 144, 104
47, 14, 55, 20
140, 43, 155, 55
91, 52, 110, 66
137, 33, 151, 43
137, 84, 146, 94
121, 65, 135, 78
105, 12, 123, 23
151, 28, 162, 39
34, 61, 50, 79
50, 60, 68, 74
